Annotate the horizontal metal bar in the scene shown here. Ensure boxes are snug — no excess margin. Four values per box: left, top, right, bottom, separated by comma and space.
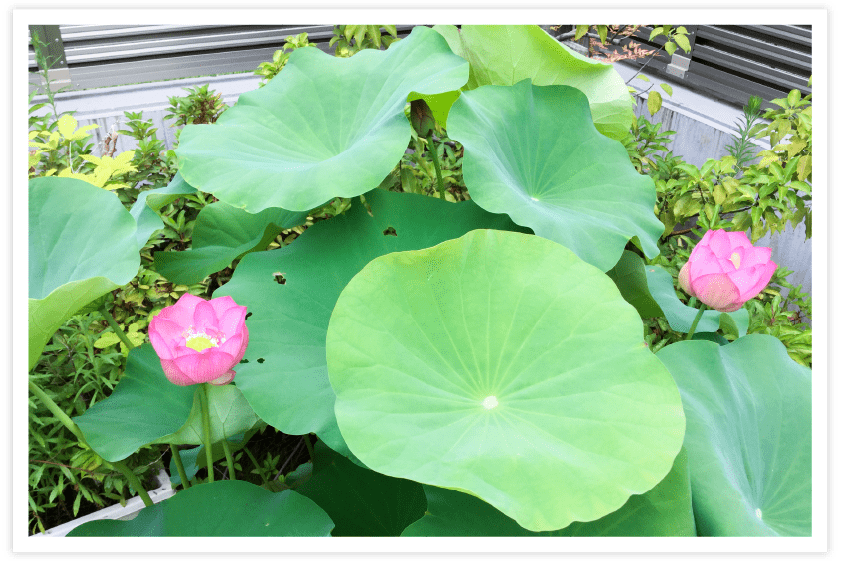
696, 25, 811, 68
692, 45, 812, 89
748, 24, 812, 46
689, 61, 809, 102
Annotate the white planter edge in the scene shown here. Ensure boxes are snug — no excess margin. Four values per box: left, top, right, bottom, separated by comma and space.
32, 468, 175, 538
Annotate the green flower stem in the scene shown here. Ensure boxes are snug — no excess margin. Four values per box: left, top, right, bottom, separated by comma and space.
303, 433, 315, 461
685, 304, 708, 341
170, 444, 191, 490
221, 438, 237, 480
199, 384, 215, 483
426, 137, 447, 200
98, 304, 135, 351
28, 379, 153, 507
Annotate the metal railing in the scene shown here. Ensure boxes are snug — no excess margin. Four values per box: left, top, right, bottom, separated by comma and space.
28, 24, 417, 92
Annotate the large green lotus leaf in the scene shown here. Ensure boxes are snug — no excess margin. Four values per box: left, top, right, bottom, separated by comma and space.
154, 201, 307, 285
656, 335, 811, 536
29, 177, 140, 369
175, 25, 469, 213
447, 80, 663, 272
431, 25, 634, 139
129, 171, 196, 248
403, 447, 695, 536
158, 383, 261, 446
645, 264, 749, 337
67, 481, 333, 537
214, 188, 529, 459
606, 250, 664, 319
326, 229, 685, 532
293, 441, 426, 536
73, 344, 196, 462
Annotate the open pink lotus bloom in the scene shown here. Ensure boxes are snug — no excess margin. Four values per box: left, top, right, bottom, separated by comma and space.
149, 293, 249, 386
678, 229, 777, 313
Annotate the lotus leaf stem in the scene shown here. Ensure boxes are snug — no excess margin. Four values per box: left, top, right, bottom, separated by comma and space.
170, 444, 191, 489
426, 137, 447, 199
199, 384, 215, 483
98, 304, 135, 351
685, 304, 708, 341
303, 433, 315, 461
221, 437, 237, 480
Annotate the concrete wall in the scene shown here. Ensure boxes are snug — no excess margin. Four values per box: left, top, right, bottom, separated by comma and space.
30, 64, 812, 297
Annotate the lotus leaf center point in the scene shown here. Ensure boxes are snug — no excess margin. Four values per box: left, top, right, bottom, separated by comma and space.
482, 396, 499, 410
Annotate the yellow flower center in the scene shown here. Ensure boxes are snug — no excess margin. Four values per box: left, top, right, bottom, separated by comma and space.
182, 326, 226, 352
730, 252, 741, 269
185, 335, 216, 352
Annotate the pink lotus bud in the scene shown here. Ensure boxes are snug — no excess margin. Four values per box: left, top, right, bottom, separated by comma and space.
149, 293, 249, 386
678, 229, 777, 313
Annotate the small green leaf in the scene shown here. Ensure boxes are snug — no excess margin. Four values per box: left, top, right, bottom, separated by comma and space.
647, 91, 663, 115
712, 183, 727, 205
660, 83, 673, 96
674, 34, 691, 53
596, 25, 608, 44
665, 41, 677, 56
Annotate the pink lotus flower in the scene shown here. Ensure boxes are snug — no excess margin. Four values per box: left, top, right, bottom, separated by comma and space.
149, 293, 249, 386
678, 229, 777, 313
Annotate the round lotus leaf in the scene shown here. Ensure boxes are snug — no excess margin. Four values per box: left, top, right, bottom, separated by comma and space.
29, 177, 140, 369
175, 25, 468, 213
67, 481, 333, 537
430, 25, 634, 139
326, 229, 685, 532
656, 335, 811, 536
446, 79, 663, 272
213, 188, 528, 459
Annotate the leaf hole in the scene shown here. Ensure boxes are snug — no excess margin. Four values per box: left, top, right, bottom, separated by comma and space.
239, 358, 249, 364
383, 226, 397, 237
257, 358, 265, 364
245, 312, 253, 320
273, 272, 286, 285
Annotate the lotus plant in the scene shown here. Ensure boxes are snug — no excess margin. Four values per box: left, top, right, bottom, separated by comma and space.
27, 24, 812, 540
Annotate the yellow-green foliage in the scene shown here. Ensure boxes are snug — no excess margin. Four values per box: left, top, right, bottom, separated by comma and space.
329, 25, 400, 57
753, 79, 812, 184
29, 114, 136, 189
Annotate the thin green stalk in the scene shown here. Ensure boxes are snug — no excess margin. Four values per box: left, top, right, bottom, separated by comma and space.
244, 447, 269, 486
199, 384, 215, 483
28, 379, 153, 507
98, 304, 135, 352
29, 380, 86, 442
107, 461, 154, 508
170, 444, 191, 490
685, 304, 708, 341
303, 434, 315, 461
426, 137, 447, 200
221, 438, 237, 480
